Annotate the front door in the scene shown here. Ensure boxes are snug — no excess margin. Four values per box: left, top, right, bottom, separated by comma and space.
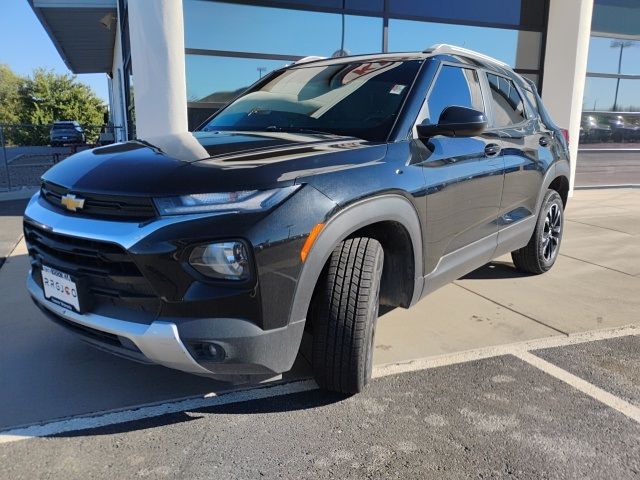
411, 64, 504, 277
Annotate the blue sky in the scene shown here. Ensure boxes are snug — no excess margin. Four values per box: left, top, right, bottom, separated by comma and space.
0, 0, 109, 103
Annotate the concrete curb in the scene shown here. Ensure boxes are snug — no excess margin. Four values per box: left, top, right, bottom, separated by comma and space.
575, 184, 640, 190
578, 148, 640, 153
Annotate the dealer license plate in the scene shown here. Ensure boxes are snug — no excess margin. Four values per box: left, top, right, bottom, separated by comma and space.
41, 265, 81, 312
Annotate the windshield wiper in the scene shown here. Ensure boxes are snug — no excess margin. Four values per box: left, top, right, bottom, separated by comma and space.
264, 125, 350, 137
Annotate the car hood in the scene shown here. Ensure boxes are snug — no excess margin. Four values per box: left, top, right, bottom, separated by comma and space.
42, 131, 386, 196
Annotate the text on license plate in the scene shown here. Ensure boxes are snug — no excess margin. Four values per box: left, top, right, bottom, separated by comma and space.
41, 265, 80, 311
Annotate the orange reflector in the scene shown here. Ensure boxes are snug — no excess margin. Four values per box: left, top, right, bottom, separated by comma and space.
301, 223, 324, 263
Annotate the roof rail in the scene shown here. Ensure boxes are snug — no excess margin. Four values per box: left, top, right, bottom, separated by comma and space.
294, 56, 327, 64
424, 44, 510, 68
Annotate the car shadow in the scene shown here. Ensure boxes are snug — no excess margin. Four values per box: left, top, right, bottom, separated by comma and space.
52, 387, 348, 439
461, 261, 530, 280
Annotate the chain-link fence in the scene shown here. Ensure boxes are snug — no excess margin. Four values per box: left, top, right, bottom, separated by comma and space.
0, 124, 124, 191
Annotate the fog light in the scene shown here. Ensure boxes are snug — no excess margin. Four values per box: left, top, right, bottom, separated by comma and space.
189, 241, 250, 280
205, 343, 226, 362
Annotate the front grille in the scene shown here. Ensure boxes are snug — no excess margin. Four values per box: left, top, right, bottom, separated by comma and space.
41, 181, 157, 220
24, 221, 160, 314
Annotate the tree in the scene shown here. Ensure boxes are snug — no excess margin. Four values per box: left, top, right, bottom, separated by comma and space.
0, 64, 22, 124
16, 69, 107, 144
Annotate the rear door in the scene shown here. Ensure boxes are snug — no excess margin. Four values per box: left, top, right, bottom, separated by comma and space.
410, 64, 504, 275
483, 73, 552, 226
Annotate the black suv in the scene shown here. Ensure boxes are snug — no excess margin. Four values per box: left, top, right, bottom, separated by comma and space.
50, 121, 86, 147
25, 45, 570, 394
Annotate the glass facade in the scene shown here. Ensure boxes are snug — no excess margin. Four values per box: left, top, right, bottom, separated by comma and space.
581, 35, 640, 146
387, 20, 541, 70
580, 1, 640, 148
182, 0, 548, 129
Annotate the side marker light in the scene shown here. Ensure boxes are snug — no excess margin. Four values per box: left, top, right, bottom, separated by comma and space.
301, 223, 324, 263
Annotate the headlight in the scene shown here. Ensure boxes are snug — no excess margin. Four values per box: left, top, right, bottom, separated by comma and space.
189, 241, 250, 280
154, 185, 299, 216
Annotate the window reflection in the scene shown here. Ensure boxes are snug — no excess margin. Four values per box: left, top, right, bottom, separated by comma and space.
186, 55, 289, 103
583, 77, 640, 112
487, 73, 526, 127
580, 112, 640, 145
388, 19, 541, 70
587, 36, 640, 75
425, 66, 484, 123
184, 0, 382, 56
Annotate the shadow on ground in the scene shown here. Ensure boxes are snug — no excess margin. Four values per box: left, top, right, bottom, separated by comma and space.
53, 388, 348, 438
461, 260, 530, 280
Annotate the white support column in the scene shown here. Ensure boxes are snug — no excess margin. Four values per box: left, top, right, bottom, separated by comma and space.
110, 10, 127, 143
127, 0, 188, 139
541, 0, 594, 194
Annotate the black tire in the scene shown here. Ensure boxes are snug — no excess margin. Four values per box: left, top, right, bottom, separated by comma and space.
311, 237, 384, 394
511, 189, 564, 274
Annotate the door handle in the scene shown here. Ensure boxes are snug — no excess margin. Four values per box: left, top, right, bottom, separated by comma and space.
539, 136, 550, 147
484, 143, 501, 157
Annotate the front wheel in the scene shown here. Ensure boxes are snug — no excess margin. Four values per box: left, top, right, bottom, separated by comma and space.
511, 189, 564, 274
310, 237, 384, 394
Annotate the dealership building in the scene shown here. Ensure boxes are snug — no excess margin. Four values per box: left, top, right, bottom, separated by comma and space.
29, 0, 640, 190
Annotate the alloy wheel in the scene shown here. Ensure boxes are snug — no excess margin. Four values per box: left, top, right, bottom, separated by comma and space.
542, 203, 562, 262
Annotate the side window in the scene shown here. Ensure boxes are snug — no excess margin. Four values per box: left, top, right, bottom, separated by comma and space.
425, 66, 484, 124
486, 73, 526, 127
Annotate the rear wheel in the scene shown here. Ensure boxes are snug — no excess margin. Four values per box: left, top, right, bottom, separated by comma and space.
311, 237, 384, 394
511, 189, 564, 274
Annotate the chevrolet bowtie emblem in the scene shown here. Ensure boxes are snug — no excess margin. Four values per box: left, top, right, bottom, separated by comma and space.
60, 194, 85, 212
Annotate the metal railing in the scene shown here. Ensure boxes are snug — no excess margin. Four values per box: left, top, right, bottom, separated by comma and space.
1, 124, 124, 192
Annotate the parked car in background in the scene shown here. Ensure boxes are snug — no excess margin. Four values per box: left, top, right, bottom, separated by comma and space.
609, 115, 640, 143
25, 45, 570, 394
580, 115, 612, 143
49, 121, 85, 147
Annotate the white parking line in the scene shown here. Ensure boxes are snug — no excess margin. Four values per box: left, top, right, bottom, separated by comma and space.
514, 351, 640, 424
0, 380, 318, 445
1, 325, 638, 444
373, 324, 640, 378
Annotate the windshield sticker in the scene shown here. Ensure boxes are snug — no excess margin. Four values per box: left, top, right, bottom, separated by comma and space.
390, 84, 406, 95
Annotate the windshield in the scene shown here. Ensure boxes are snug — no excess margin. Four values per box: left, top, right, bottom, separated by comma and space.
200, 60, 422, 142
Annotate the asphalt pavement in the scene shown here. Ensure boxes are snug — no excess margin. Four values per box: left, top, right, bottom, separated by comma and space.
1, 334, 639, 479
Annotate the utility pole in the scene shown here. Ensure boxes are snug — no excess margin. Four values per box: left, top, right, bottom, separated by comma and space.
611, 40, 634, 111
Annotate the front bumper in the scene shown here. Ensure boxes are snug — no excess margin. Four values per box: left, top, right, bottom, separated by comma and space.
28, 274, 305, 378
28, 274, 209, 374
24, 192, 308, 379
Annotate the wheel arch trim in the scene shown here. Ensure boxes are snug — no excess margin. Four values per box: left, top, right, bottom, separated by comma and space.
535, 159, 570, 214
288, 194, 424, 325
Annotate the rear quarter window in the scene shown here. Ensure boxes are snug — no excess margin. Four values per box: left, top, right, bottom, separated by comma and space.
486, 73, 526, 127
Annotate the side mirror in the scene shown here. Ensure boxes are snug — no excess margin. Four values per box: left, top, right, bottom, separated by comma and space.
417, 106, 487, 139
